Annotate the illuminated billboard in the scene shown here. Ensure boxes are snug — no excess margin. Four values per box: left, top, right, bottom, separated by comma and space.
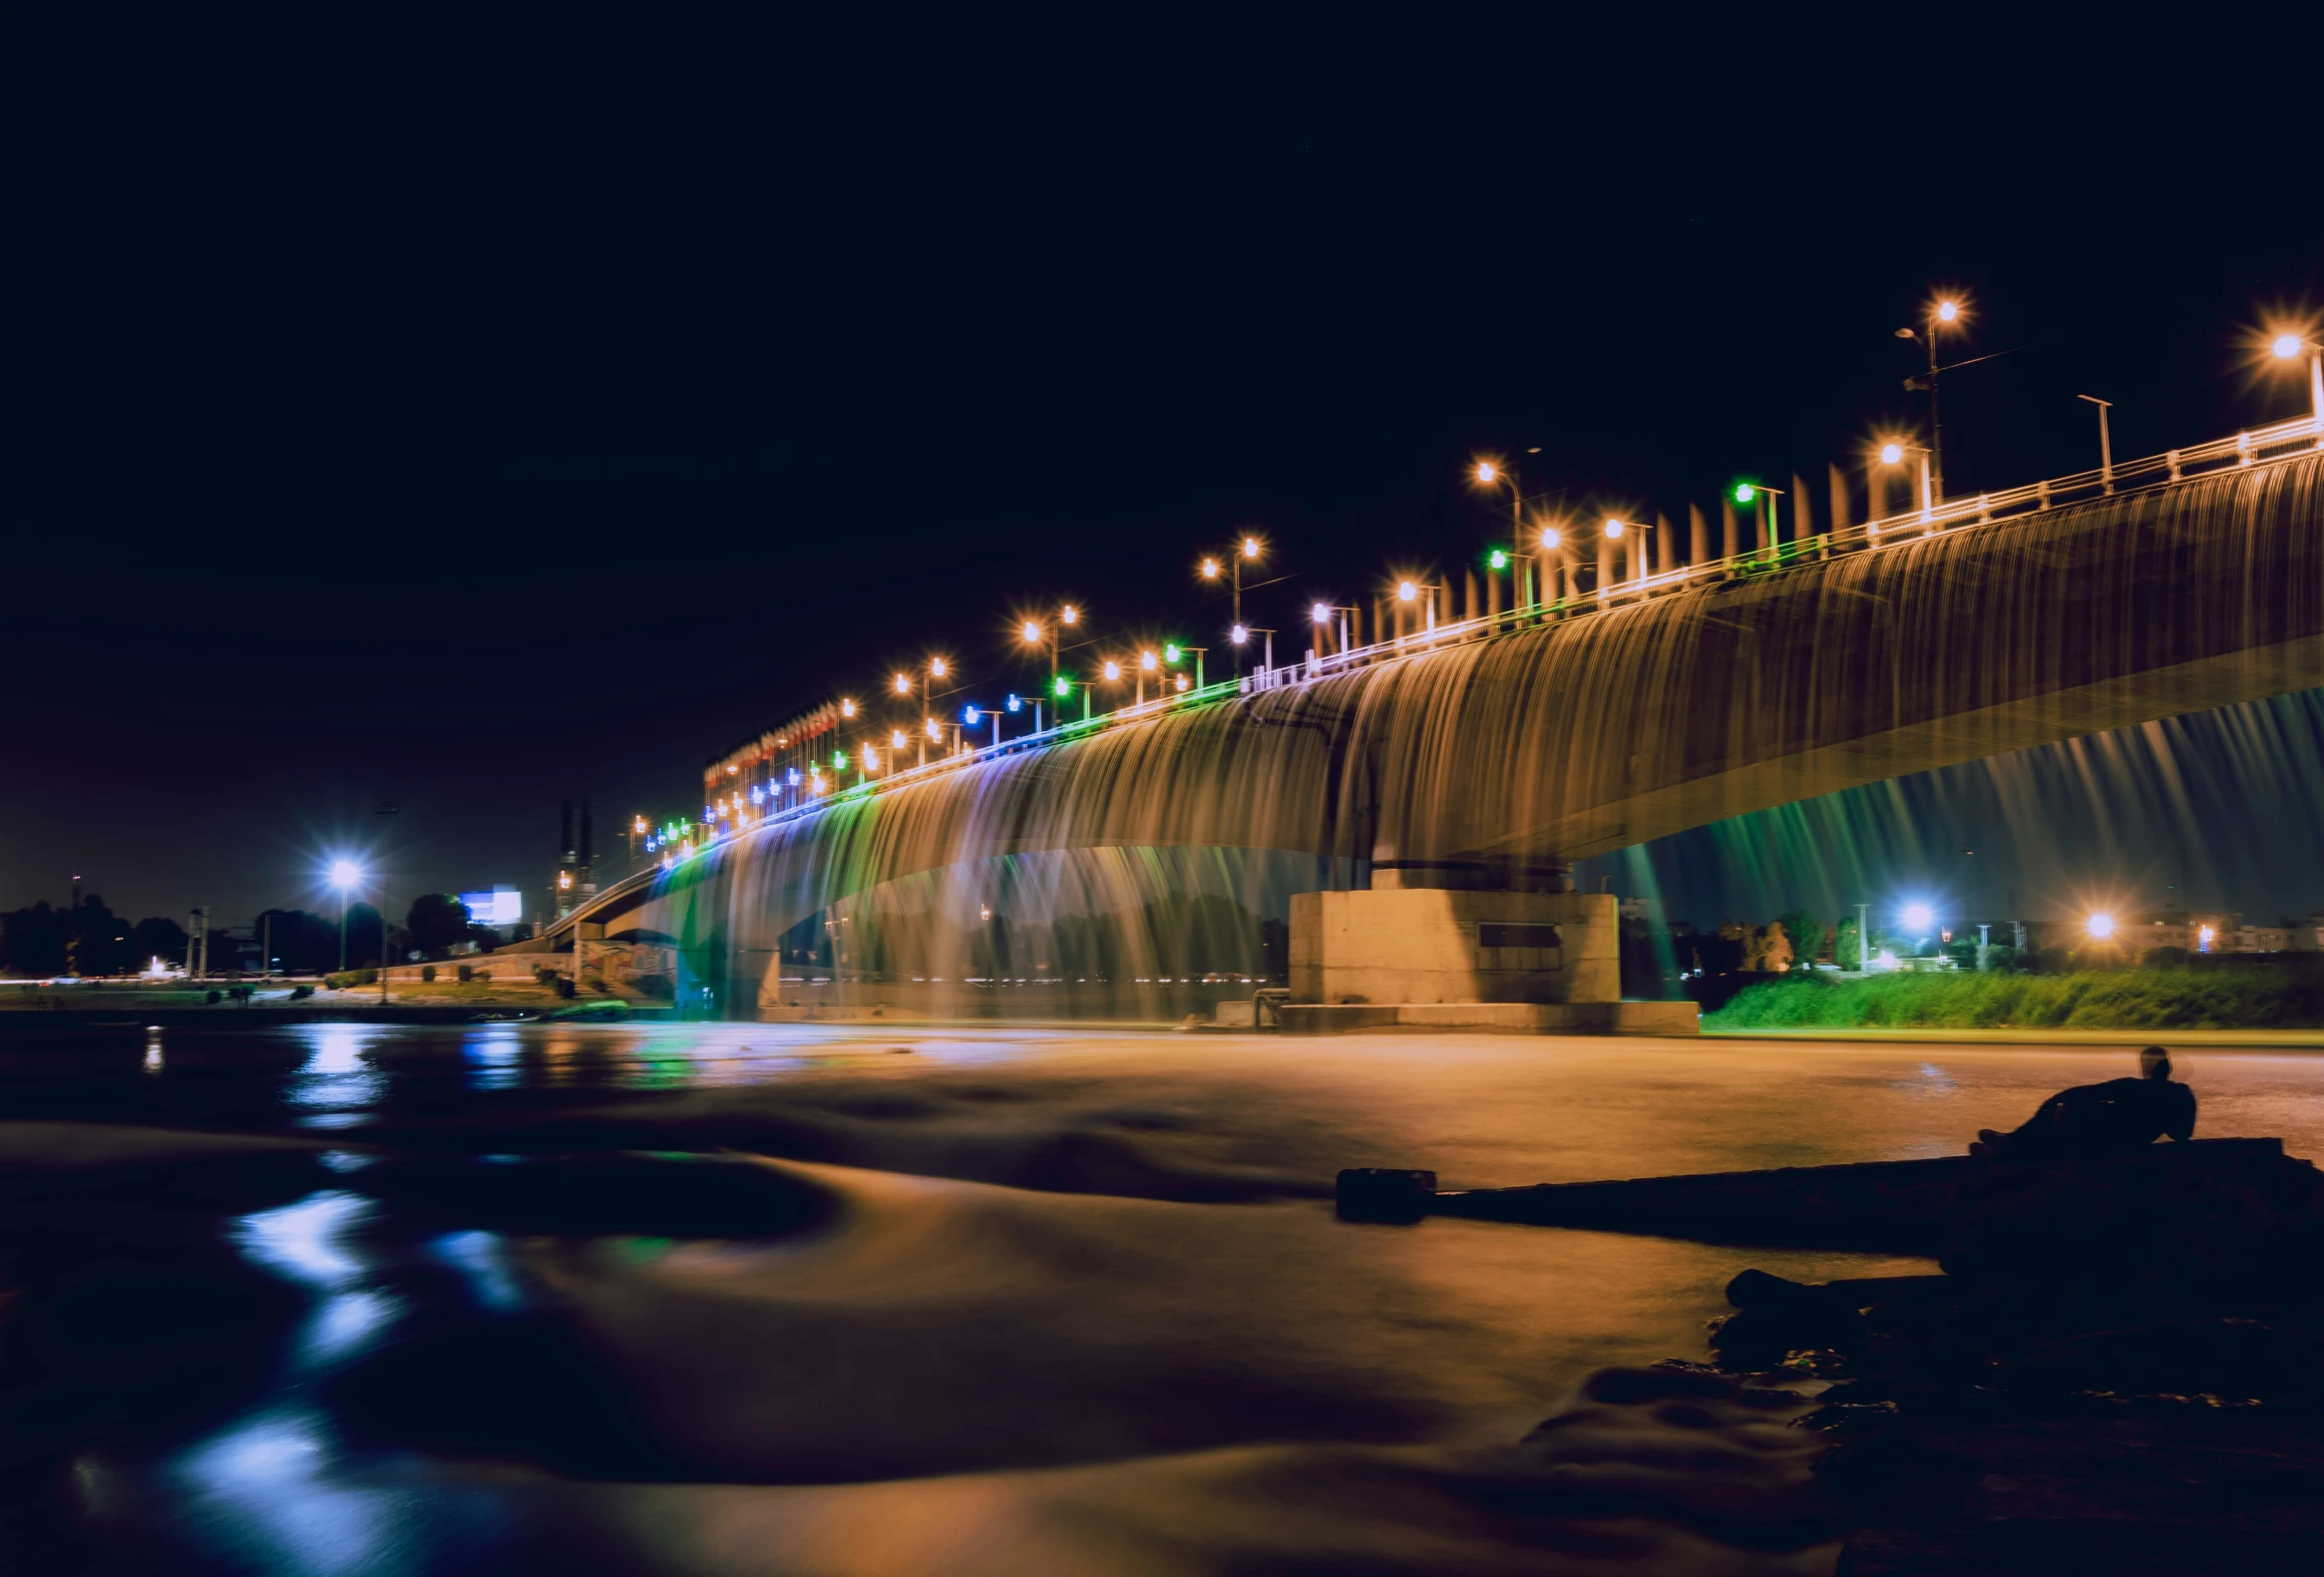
460, 887, 524, 926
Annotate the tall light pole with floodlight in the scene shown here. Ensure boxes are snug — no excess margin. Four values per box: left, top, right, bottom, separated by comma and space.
331, 860, 362, 974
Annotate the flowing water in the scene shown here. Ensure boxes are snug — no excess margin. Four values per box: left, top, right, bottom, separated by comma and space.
629, 454, 2321, 1014
7, 1020, 2324, 1573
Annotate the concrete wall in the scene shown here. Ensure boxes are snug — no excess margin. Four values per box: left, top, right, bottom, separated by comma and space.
1289, 889, 1617, 1004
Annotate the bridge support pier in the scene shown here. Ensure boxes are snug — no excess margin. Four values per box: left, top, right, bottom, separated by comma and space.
1282, 867, 1698, 1035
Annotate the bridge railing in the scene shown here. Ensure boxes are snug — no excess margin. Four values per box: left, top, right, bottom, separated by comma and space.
665, 407, 2323, 867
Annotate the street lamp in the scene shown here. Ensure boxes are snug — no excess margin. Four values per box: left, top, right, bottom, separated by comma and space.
2269, 329, 2323, 442
2071, 395, 2120, 493
1875, 440, 1934, 527
1472, 460, 1528, 610
330, 860, 362, 974
1895, 294, 1966, 500
1019, 603, 1083, 700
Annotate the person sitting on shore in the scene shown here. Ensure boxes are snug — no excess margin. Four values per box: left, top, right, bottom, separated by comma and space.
1969, 1045, 2195, 1161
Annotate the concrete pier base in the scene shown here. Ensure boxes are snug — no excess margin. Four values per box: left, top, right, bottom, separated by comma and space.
1278, 1000, 1699, 1036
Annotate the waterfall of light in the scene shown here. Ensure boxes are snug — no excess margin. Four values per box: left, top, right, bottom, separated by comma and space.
626, 452, 2317, 1016
1600, 686, 2324, 931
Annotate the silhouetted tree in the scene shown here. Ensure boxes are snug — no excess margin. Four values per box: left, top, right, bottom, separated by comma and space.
132, 915, 190, 969
1, 902, 69, 977
67, 895, 136, 976
405, 894, 473, 960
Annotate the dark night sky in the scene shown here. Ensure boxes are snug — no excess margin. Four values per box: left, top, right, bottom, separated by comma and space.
8, 14, 2321, 932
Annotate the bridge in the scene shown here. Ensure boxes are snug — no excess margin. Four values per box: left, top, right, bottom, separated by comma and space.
530, 413, 2324, 1014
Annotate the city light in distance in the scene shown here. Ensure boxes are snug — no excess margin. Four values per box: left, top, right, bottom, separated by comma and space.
1899, 902, 1935, 932
2198, 924, 2216, 949
2087, 912, 2117, 940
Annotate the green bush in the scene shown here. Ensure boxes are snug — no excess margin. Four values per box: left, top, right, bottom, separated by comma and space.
420, 964, 437, 984
456, 964, 474, 984
289, 985, 314, 999
1708, 967, 2324, 1031
323, 970, 378, 990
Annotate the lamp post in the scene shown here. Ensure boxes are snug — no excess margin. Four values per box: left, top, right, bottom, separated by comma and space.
1472, 462, 1526, 610
1895, 295, 1963, 501
2076, 395, 2116, 492
2270, 332, 2323, 444
1876, 441, 1934, 528
330, 861, 361, 975
1600, 515, 1662, 591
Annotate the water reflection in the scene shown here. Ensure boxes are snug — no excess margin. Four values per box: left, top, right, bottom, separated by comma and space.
285, 1024, 386, 1128
233, 1192, 370, 1291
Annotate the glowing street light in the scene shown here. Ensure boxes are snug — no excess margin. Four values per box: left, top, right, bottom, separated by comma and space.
2267, 327, 2323, 439
1895, 292, 1968, 499
1200, 537, 1265, 665
1471, 459, 1527, 609
1602, 518, 1624, 539
1875, 439, 1934, 524
2086, 912, 2117, 940
1899, 902, 1936, 933
329, 860, 363, 973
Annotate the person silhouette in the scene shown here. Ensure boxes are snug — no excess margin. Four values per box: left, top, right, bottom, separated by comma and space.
1970, 1045, 2195, 1161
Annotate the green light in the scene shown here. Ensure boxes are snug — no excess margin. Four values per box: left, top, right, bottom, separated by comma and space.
832, 749, 846, 769
1733, 484, 1756, 505
1488, 548, 1508, 570
1164, 644, 1181, 664
1053, 675, 1070, 697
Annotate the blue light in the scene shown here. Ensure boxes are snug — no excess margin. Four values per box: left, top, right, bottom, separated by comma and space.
787, 768, 800, 785
1006, 694, 1021, 712
964, 705, 980, 724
